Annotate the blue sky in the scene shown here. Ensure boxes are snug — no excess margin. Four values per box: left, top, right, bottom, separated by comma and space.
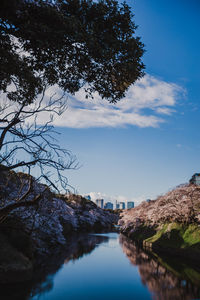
46, 0, 200, 204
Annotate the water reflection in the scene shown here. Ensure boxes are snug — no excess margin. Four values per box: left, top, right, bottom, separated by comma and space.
2, 233, 200, 300
119, 234, 200, 300
0, 234, 108, 300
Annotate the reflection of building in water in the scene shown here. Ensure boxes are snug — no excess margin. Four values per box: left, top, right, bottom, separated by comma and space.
95, 199, 104, 208
119, 235, 200, 300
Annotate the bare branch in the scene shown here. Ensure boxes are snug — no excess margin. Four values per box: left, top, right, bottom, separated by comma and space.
0, 89, 78, 192
0, 117, 20, 150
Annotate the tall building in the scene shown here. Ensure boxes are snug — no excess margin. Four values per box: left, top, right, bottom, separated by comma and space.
116, 203, 120, 209
127, 201, 134, 209
95, 199, 104, 209
119, 202, 125, 210
104, 202, 113, 210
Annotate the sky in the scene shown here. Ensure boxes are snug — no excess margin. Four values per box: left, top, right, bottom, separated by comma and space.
27, 0, 200, 205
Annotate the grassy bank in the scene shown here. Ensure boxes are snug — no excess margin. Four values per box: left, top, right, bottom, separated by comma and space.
127, 223, 200, 262
144, 223, 200, 249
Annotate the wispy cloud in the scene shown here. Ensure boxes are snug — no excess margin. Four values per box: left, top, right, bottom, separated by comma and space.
6, 74, 183, 129
49, 74, 184, 129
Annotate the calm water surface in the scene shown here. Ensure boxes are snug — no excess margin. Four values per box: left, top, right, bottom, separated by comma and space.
2, 233, 200, 300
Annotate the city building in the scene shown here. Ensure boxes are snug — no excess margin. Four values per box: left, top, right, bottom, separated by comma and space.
190, 173, 200, 185
95, 199, 104, 209
116, 202, 120, 209
104, 202, 113, 210
127, 201, 134, 209
119, 202, 125, 210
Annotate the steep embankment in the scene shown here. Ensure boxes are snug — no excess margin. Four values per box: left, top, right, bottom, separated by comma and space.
119, 184, 200, 261
0, 170, 118, 283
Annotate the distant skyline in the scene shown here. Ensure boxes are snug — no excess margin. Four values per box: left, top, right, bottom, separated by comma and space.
86, 192, 136, 206
90, 196, 134, 210
34, 1, 200, 205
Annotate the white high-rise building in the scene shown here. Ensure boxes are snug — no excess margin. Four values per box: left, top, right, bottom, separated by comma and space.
119, 202, 125, 209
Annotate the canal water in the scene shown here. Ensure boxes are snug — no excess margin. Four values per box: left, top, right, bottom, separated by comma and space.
2, 233, 200, 300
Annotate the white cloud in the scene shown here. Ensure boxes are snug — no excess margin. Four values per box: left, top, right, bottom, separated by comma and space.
155, 107, 176, 115
49, 74, 184, 128
1, 74, 184, 129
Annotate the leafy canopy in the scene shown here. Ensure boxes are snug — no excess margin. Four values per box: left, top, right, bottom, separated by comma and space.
0, 0, 145, 104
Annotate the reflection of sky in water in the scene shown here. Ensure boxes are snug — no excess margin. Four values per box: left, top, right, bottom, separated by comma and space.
31, 233, 151, 300
30, 233, 200, 300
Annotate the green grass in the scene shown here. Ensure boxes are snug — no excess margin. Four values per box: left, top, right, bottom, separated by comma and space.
144, 223, 200, 250
182, 224, 200, 249
144, 224, 169, 244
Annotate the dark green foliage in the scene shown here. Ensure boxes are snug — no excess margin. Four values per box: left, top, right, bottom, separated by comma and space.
128, 225, 156, 242
153, 229, 184, 249
0, 0, 145, 104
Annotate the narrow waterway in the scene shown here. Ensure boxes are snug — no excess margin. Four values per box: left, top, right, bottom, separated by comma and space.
2, 233, 200, 300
